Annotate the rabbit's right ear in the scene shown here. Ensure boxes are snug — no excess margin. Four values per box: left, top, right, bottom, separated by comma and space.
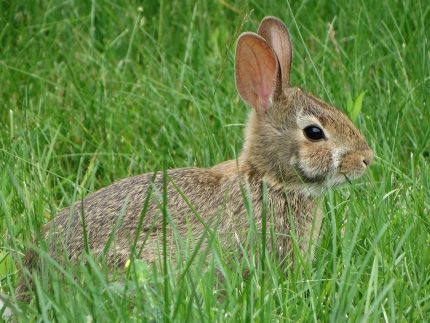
235, 33, 279, 112
258, 16, 292, 89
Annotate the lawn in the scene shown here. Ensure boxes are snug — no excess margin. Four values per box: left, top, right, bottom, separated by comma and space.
0, 0, 429, 321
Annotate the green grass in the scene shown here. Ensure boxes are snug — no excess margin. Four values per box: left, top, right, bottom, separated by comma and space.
1, 0, 429, 321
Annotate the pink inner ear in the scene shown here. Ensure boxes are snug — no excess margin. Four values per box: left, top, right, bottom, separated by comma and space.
235, 34, 278, 111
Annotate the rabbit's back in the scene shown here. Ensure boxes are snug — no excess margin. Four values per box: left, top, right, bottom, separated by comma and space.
43, 167, 228, 265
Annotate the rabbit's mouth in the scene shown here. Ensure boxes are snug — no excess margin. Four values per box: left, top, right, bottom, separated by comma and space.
328, 169, 366, 187
342, 169, 367, 181
292, 164, 367, 191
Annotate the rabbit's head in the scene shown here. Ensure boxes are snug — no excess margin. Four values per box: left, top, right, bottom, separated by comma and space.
236, 17, 373, 195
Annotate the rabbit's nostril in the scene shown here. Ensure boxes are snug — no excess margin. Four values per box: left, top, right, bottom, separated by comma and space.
362, 158, 369, 167
361, 150, 373, 167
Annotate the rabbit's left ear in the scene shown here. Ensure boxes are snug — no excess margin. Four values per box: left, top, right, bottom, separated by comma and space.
235, 32, 279, 112
258, 16, 292, 89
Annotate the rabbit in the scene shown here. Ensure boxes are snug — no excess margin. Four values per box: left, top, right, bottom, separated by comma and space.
17, 16, 373, 299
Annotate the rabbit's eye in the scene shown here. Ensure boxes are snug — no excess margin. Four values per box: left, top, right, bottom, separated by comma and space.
304, 126, 325, 141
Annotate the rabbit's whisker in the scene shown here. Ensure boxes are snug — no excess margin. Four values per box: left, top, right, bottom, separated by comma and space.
342, 173, 352, 185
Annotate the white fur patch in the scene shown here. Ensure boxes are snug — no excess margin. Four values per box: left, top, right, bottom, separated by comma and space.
286, 183, 325, 197
296, 113, 322, 130
331, 148, 345, 169
296, 112, 331, 139
325, 174, 346, 187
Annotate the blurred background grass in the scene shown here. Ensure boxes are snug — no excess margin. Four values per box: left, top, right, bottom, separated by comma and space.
0, 0, 429, 320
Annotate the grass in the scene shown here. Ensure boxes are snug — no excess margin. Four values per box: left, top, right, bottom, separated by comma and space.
0, 0, 429, 321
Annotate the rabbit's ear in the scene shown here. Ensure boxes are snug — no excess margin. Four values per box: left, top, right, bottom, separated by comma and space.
235, 32, 279, 111
258, 16, 292, 88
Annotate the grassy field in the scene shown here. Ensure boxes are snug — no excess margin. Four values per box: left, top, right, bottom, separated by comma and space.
1, 0, 429, 321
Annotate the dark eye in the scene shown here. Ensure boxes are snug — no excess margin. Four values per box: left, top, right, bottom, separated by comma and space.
303, 125, 325, 141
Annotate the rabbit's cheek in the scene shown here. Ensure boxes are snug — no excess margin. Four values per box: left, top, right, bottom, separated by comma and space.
297, 145, 332, 180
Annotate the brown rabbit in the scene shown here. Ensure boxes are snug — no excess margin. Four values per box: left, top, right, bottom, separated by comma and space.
18, 16, 373, 297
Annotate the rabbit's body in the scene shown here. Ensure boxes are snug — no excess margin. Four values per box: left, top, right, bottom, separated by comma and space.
18, 17, 373, 299
39, 158, 319, 268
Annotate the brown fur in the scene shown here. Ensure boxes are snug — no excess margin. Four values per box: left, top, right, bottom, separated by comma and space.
17, 16, 373, 298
